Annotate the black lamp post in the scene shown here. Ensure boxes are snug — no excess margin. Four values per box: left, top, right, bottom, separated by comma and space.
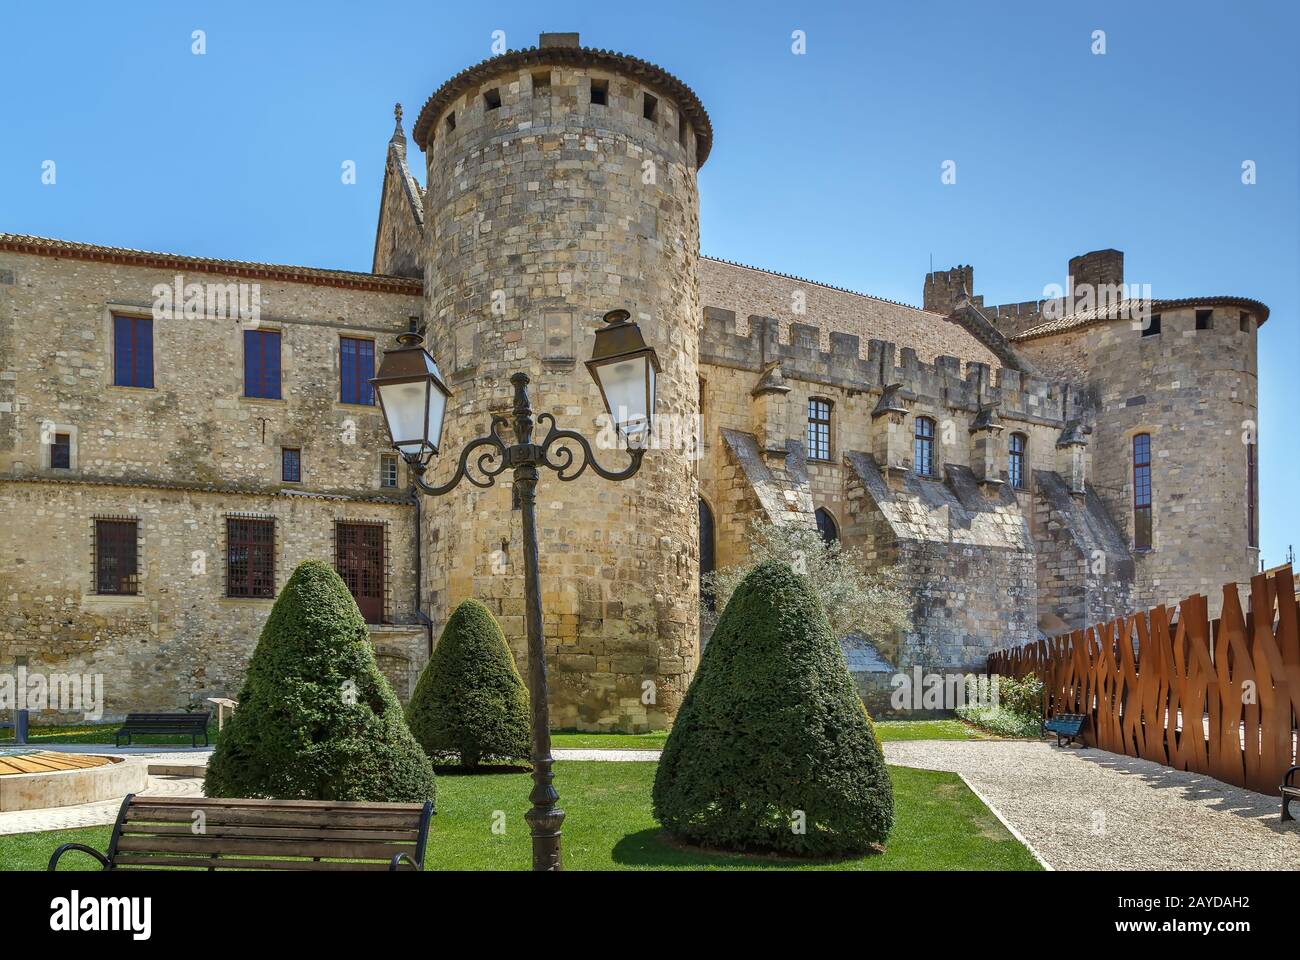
371, 309, 659, 872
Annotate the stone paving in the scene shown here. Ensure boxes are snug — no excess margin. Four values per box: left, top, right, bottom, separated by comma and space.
883, 739, 1300, 871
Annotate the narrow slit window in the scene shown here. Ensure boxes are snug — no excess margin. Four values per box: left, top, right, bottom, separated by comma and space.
483, 88, 501, 111
1009, 432, 1027, 489
445, 112, 456, 133
678, 112, 688, 146
1240, 311, 1251, 333
590, 79, 608, 106
1133, 433, 1153, 550
1247, 441, 1258, 548
914, 417, 937, 478
807, 398, 831, 461
642, 92, 658, 121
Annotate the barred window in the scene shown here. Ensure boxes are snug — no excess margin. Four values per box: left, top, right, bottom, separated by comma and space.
914, 417, 936, 478
807, 398, 831, 461
1133, 433, 1153, 550
380, 454, 398, 488
95, 520, 138, 595
227, 518, 275, 598
1009, 433, 1027, 489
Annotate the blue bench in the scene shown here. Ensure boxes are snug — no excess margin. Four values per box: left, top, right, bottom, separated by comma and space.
1043, 712, 1087, 748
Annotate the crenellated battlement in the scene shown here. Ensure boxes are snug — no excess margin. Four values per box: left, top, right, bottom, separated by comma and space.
701, 306, 1068, 425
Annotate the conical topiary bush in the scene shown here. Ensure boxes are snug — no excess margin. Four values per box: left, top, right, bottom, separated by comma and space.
204, 559, 435, 802
652, 560, 894, 856
406, 599, 531, 768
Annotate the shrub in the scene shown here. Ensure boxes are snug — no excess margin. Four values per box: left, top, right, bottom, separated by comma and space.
955, 703, 1044, 738
406, 599, 530, 768
994, 674, 1045, 718
204, 559, 436, 802
653, 561, 894, 857
955, 674, 1045, 737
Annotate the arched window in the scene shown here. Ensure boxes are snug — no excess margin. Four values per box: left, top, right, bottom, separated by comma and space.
815, 507, 839, 545
807, 398, 832, 461
699, 498, 716, 610
1133, 433, 1152, 550
1008, 433, 1027, 489
914, 417, 936, 478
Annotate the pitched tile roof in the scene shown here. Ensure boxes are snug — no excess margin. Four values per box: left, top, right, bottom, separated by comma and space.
0, 234, 423, 294
1014, 296, 1269, 341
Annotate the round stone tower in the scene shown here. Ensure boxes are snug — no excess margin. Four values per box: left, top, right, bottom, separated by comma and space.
410, 33, 710, 730
1086, 295, 1266, 612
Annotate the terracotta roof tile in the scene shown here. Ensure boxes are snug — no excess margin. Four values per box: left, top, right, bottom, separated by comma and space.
0, 234, 422, 294
1014, 296, 1269, 341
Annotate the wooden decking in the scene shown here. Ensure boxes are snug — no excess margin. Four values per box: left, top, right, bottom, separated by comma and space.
0, 751, 116, 776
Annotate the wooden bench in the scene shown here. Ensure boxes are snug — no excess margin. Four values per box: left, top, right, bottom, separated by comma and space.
114, 712, 211, 747
1043, 712, 1087, 747
1283, 766, 1299, 824
48, 795, 434, 871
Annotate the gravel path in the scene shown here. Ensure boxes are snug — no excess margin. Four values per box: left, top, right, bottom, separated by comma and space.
884, 740, 1300, 871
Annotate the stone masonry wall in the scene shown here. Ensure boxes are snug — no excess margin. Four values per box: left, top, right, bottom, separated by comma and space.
417, 54, 702, 731
0, 250, 427, 719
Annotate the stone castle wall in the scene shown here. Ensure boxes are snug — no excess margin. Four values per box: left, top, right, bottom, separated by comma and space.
414, 50, 703, 731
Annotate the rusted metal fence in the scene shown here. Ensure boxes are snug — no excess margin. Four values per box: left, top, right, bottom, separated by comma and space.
988, 566, 1300, 795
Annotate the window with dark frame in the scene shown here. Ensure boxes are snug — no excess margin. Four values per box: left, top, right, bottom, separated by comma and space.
381, 454, 398, 488
113, 315, 154, 388
51, 433, 71, 469
1195, 309, 1212, 331
339, 337, 375, 405
282, 447, 302, 483
807, 398, 831, 460
1133, 433, 1153, 550
226, 517, 275, 598
1247, 441, 1258, 548
815, 507, 838, 544
1009, 433, 1027, 489
94, 519, 138, 595
243, 329, 282, 399
1142, 313, 1161, 338
914, 417, 936, 477
699, 499, 716, 611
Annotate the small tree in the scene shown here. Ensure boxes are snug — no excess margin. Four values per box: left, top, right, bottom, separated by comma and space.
703, 518, 912, 662
406, 599, 531, 768
655, 560, 895, 856
204, 559, 435, 802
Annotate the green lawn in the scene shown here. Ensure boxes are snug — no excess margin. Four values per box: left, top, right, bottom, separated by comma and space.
875, 719, 991, 741
9, 760, 1038, 871
549, 730, 669, 750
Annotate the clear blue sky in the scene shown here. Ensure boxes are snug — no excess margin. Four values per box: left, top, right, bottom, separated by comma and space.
2, 0, 1296, 567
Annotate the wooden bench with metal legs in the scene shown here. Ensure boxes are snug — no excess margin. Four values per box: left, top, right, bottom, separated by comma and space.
48, 795, 434, 871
